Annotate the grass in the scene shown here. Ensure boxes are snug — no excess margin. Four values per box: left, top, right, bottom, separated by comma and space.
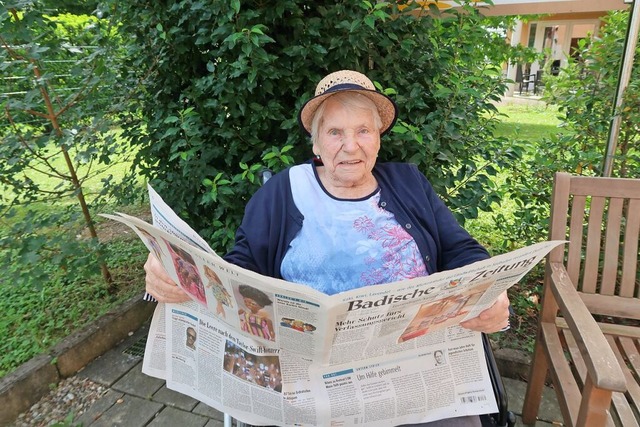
473, 99, 564, 353
0, 138, 148, 376
467, 101, 563, 245
492, 101, 563, 140
0, 236, 147, 376
0, 204, 151, 376
465, 101, 563, 250
0, 149, 138, 205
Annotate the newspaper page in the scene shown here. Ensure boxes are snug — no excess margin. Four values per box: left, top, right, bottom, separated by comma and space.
146, 183, 217, 256
102, 188, 564, 426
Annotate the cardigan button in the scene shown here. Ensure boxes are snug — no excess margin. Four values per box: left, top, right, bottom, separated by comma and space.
425, 255, 431, 262
405, 223, 411, 229
380, 202, 387, 207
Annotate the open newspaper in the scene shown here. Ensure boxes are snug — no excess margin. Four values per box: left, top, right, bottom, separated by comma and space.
102, 184, 564, 427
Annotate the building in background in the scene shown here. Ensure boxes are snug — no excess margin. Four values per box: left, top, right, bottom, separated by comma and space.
473, 0, 630, 95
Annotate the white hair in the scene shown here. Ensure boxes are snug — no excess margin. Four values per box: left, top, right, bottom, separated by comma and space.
310, 92, 382, 146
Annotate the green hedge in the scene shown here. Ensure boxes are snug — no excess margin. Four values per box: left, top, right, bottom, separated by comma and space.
110, 0, 533, 252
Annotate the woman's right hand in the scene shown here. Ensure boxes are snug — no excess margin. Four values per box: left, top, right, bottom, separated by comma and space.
144, 253, 191, 303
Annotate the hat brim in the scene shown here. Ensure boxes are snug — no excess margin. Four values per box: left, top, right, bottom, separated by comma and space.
298, 88, 398, 137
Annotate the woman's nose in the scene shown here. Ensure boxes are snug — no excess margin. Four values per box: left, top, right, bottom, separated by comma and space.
341, 131, 358, 150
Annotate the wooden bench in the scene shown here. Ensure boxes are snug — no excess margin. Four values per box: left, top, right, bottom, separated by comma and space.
522, 172, 640, 426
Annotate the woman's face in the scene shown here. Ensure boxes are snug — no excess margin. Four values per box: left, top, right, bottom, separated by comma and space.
313, 97, 380, 191
243, 297, 263, 313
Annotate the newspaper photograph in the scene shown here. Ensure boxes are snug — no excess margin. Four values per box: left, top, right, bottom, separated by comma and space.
101, 185, 564, 426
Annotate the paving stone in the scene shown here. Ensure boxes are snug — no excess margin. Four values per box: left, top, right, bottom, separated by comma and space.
75, 389, 125, 426
515, 414, 563, 427
78, 348, 142, 387
147, 406, 208, 426
503, 377, 563, 425
111, 361, 165, 399
192, 402, 225, 420
204, 419, 226, 427
494, 347, 532, 380
2, 295, 570, 427
152, 385, 199, 411
76, 321, 150, 386
87, 394, 162, 427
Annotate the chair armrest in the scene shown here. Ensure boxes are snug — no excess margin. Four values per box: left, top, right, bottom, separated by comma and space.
548, 262, 627, 392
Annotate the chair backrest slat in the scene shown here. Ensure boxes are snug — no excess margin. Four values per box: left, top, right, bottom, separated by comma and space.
582, 196, 605, 294
570, 176, 640, 198
601, 197, 624, 295
566, 194, 586, 286
549, 173, 571, 264
621, 198, 640, 298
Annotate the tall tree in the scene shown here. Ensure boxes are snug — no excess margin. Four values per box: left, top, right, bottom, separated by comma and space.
1, 1, 126, 292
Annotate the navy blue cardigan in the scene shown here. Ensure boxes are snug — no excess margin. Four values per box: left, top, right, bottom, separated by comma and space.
224, 162, 489, 280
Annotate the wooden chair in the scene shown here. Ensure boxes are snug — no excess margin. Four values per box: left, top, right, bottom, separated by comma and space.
522, 172, 640, 426
515, 64, 535, 95
533, 70, 544, 95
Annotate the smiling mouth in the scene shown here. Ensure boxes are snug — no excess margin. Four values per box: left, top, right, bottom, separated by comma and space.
339, 160, 362, 165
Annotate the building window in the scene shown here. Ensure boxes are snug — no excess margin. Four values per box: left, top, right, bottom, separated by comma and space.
527, 23, 537, 48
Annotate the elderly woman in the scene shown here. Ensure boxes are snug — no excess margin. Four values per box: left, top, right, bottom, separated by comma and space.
145, 70, 510, 427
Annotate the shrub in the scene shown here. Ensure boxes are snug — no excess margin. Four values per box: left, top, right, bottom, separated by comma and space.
494, 9, 640, 249
545, 10, 640, 178
108, 0, 534, 252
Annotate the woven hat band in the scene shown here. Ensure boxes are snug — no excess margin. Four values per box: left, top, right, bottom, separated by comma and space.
319, 83, 367, 96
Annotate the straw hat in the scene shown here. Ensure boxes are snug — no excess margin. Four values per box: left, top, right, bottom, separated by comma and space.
298, 70, 398, 137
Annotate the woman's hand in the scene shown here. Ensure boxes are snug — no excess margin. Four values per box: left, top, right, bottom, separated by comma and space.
144, 253, 191, 303
460, 291, 510, 333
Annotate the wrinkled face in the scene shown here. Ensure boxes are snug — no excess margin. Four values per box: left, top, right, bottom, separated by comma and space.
313, 97, 380, 190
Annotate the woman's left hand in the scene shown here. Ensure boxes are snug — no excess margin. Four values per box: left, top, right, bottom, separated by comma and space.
459, 291, 510, 333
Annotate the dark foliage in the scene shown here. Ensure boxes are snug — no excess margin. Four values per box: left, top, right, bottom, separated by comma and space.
108, 0, 534, 252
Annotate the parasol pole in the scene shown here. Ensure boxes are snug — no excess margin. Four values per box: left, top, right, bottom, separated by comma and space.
603, 0, 640, 176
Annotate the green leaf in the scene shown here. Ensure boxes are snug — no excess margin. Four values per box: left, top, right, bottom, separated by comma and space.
231, 0, 241, 14
363, 15, 375, 29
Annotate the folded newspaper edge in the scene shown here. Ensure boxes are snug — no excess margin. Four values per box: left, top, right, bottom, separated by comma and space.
99, 186, 565, 427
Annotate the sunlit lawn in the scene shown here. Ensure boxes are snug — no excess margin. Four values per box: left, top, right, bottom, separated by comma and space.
0, 143, 138, 204
493, 101, 563, 140
466, 100, 563, 251
469, 100, 566, 353
0, 135, 143, 232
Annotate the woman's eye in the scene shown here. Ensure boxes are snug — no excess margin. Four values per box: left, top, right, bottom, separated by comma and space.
328, 129, 341, 136
359, 128, 370, 134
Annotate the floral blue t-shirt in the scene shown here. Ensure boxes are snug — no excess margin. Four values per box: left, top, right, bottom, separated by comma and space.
280, 164, 428, 295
